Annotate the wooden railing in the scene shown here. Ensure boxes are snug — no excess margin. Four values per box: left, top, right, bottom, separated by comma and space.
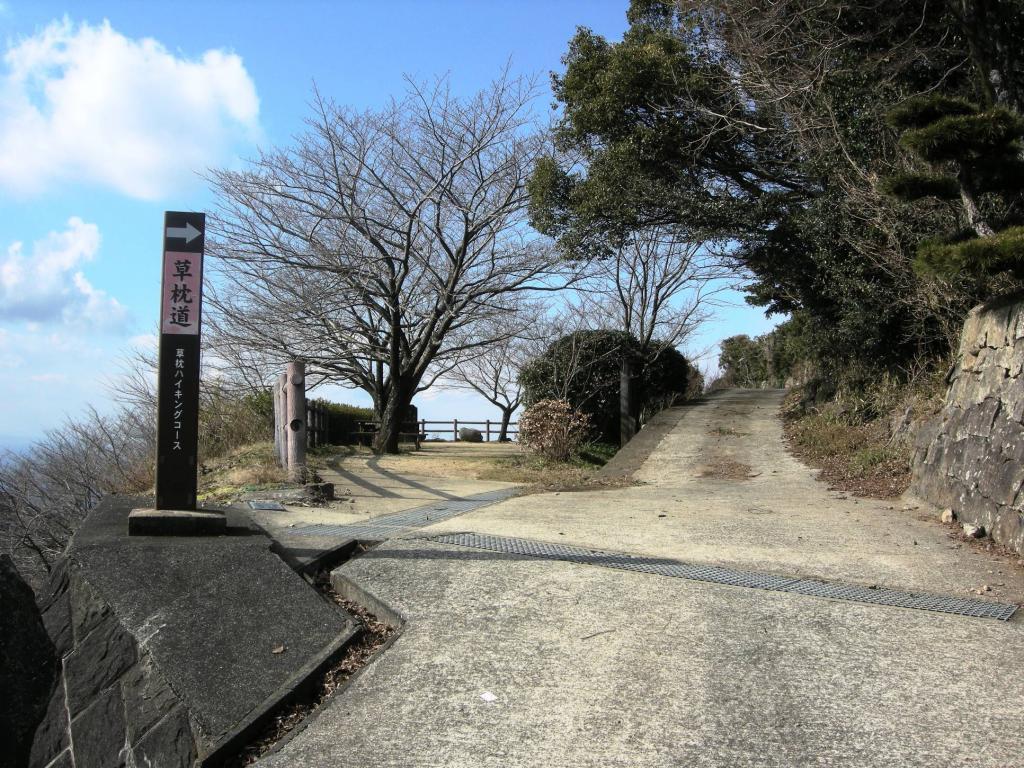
356, 419, 519, 443
418, 419, 518, 442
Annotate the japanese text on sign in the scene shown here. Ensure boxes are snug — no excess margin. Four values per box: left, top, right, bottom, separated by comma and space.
161, 251, 202, 335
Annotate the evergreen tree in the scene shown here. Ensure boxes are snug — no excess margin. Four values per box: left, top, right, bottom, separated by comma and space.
885, 94, 1024, 278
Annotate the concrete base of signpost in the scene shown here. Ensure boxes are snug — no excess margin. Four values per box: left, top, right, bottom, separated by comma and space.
128, 507, 227, 536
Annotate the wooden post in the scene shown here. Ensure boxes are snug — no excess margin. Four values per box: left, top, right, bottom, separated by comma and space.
286, 362, 306, 482
273, 379, 283, 467
277, 373, 288, 468
485, 419, 491, 442
453, 418, 458, 441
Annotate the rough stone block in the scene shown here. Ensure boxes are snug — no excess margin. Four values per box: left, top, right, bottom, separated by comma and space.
960, 439, 990, 478
40, 749, 73, 768
64, 614, 137, 717
1014, 304, 1024, 340
963, 522, 985, 538
131, 705, 196, 768
70, 570, 112, 645
965, 398, 1002, 438
70, 684, 127, 768
36, 558, 70, 613
28, 683, 70, 768
1, 555, 60, 768
960, 308, 985, 354
1007, 339, 1024, 376
41, 591, 73, 661
991, 510, 1024, 551
122, 652, 180, 744
979, 459, 1024, 507
979, 363, 1010, 396
991, 418, 1024, 459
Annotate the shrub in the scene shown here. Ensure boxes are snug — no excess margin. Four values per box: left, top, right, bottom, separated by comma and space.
519, 329, 698, 443
518, 399, 591, 462
309, 400, 375, 444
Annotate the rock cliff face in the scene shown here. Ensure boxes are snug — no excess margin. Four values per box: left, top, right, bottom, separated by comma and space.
912, 294, 1024, 554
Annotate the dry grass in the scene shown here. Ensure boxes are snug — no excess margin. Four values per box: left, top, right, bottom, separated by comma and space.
781, 392, 910, 498
373, 441, 522, 480
476, 455, 596, 487
197, 441, 294, 502
476, 441, 621, 492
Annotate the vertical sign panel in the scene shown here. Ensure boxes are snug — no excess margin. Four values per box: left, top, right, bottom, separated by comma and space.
156, 211, 205, 510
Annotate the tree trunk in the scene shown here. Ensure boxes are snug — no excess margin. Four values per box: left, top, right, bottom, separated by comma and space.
620, 357, 636, 447
498, 407, 513, 442
959, 169, 996, 238
373, 379, 414, 454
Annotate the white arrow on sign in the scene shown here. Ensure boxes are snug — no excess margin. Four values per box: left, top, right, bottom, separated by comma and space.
165, 222, 202, 243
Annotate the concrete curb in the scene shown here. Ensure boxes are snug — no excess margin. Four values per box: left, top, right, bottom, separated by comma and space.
248, 569, 408, 762
331, 570, 407, 630
202, 622, 359, 767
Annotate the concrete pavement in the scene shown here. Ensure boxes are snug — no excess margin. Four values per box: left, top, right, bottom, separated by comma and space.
256, 390, 1024, 767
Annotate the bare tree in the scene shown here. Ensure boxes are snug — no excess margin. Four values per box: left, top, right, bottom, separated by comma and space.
442, 308, 553, 440
574, 227, 732, 358
0, 406, 155, 588
207, 72, 566, 453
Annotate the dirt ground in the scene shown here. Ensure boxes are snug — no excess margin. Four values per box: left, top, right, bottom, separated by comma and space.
367, 441, 523, 479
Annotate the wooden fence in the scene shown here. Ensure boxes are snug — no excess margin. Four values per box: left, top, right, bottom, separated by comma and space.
299, 402, 520, 448
306, 401, 330, 448
418, 419, 518, 442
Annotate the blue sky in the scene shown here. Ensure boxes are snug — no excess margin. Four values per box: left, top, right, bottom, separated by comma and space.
0, 1, 778, 448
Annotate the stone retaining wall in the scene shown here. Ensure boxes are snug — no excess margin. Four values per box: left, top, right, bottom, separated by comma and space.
29, 557, 198, 768
912, 293, 1024, 554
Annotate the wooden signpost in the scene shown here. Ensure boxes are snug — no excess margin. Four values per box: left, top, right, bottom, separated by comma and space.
129, 211, 225, 535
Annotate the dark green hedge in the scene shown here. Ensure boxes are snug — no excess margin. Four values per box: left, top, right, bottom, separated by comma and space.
519, 329, 701, 444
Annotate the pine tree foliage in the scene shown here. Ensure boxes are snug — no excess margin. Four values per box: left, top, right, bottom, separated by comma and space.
885, 92, 1024, 278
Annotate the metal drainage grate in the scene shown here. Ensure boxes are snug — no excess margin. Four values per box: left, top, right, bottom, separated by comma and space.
423, 532, 1018, 621
286, 487, 517, 540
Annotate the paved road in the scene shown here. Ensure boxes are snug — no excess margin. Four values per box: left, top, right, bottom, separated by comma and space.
258, 390, 1024, 767
245, 444, 519, 562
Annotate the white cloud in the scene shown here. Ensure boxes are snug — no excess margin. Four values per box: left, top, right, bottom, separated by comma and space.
128, 333, 159, 351
0, 18, 260, 198
30, 372, 68, 383
0, 325, 114, 440
0, 216, 128, 329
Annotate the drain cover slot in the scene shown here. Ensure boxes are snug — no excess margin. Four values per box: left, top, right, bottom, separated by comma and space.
423, 532, 1018, 621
